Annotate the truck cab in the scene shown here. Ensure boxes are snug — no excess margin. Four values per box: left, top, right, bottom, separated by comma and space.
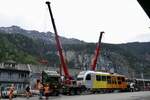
42, 70, 61, 96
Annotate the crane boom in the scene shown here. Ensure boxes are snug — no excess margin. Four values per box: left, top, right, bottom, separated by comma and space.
91, 31, 104, 71
46, 1, 70, 78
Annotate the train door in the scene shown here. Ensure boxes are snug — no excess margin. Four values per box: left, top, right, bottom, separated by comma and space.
85, 73, 92, 89
94, 74, 102, 89
107, 76, 112, 89
111, 76, 116, 89
101, 75, 107, 89
117, 77, 122, 89
114, 77, 118, 89
121, 77, 127, 90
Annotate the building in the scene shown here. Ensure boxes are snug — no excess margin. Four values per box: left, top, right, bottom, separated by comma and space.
29, 64, 80, 89
0, 61, 30, 93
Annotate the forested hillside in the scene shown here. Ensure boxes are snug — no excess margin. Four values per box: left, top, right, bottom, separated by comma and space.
0, 26, 150, 78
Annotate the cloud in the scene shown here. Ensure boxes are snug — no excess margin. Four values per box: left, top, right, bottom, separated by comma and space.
133, 33, 150, 42
0, 0, 150, 43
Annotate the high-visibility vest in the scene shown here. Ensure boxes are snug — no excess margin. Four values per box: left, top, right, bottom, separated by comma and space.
38, 83, 42, 89
38, 84, 44, 92
44, 86, 49, 93
9, 87, 14, 95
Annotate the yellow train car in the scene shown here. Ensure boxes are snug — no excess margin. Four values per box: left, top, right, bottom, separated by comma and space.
111, 74, 127, 91
77, 71, 127, 92
93, 72, 110, 89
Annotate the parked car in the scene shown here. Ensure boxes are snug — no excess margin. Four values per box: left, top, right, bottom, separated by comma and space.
1, 87, 17, 98
30, 89, 39, 95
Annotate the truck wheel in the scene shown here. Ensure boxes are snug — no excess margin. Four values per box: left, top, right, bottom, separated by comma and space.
70, 90, 75, 95
55, 91, 59, 96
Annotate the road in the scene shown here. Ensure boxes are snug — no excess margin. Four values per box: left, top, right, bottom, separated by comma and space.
2, 91, 150, 100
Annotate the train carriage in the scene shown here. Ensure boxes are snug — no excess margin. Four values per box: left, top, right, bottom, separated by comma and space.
77, 71, 127, 93
93, 72, 110, 91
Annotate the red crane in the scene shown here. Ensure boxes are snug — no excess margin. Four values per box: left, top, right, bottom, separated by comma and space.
90, 31, 104, 71
45, 1, 70, 79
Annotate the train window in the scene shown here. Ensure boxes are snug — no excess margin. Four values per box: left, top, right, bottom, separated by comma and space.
77, 77, 83, 81
96, 75, 101, 81
122, 77, 125, 82
112, 80, 115, 84
102, 76, 106, 81
108, 80, 111, 84
107, 76, 111, 84
86, 74, 91, 80
107, 76, 111, 79
117, 77, 121, 80
118, 81, 121, 84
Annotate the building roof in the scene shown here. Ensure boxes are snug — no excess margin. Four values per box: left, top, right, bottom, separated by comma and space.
0, 63, 29, 71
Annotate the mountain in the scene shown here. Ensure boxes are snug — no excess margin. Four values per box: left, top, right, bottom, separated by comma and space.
0, 33, 38, 64
0, 26, 85, 44
0, 26, 150, 79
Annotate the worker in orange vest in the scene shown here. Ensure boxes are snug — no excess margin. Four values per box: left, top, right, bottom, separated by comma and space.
44, 84, 50, 100
35, 79, 40, 90
9, 84, 15, 100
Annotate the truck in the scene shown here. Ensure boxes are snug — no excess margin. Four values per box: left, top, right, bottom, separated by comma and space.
41, 70, 61, 96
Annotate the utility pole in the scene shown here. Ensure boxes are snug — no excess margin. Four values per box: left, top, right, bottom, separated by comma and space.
141, 72, 146, 90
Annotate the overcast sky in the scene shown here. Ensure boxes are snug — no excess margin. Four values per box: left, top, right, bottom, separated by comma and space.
0, 0, 150, 44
